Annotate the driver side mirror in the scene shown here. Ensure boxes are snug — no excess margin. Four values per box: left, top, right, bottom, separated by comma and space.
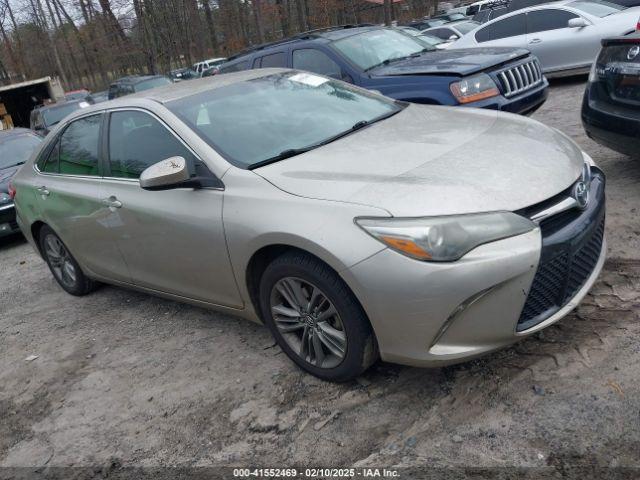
568, 17, 588, 28
449, 34, 459, 41
139, 156, 222, 191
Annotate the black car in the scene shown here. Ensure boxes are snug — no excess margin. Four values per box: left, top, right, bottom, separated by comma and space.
108, 75, 173, 100
29, 99, 93, 136
0, 129, 42, 237
582, 34, 640, 158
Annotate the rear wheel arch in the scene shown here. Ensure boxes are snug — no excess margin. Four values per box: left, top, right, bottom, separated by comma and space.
30, 221, 47, 257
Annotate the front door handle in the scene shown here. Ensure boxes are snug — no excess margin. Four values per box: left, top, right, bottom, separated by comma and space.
102, 196, 123, 210
36, 186, 50, 197
529, 38, 542, 44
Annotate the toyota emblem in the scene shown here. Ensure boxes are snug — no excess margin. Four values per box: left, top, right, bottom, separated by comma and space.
628, 46, 640, 61
574, 181, 589, 210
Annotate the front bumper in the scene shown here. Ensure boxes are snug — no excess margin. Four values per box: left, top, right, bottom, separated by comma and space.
0, 202, 19, 237
582, 94, 640, 158
342, 171, 606, 368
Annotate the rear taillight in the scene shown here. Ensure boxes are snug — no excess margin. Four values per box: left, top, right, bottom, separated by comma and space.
8, 182, 16, 200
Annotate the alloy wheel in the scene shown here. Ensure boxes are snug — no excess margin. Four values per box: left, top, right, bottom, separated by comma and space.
270, 277, 347, 369
44, 234, 77, 289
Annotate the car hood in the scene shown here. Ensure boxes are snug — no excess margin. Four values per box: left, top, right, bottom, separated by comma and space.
0, 165, 20, 193
370, 48, 531, 77
254, 105, 583, 217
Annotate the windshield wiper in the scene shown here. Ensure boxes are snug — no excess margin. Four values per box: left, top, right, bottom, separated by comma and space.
364, 49, 431, 72
249, 109, 404, 170
2, 161, 25, 169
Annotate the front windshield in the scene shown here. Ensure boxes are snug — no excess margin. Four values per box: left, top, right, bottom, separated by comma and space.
135, 77, 172, 92
42, 102, 86, 127
566, 0, 625, 16
167, 72, 402, 168
418, 34, 445, 46
332, 28, 434, 71
455, 21, 480, 34
0, 134, 42, 169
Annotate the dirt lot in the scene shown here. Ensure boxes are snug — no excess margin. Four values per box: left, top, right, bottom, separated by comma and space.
1, 78, 640, 477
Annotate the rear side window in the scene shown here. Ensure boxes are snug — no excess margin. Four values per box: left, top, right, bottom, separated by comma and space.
256, 52, 287, 68
108, 110, 198, 179
219, 60, 249, 74
476, 13, 526, 42
292, 49, 342, 78
526, 10, 579, 34
58, 115, 102, 176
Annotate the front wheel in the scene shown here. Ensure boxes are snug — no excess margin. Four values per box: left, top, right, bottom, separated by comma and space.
259, 252, 378, 382
39, 225, 97, 296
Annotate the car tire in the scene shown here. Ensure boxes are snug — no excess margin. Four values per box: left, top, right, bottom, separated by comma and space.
259, 251, 378, 382
39, 225, 97, 296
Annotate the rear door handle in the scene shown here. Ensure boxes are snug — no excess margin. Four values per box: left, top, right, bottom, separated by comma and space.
36, 186, 50, 197
529, 38, 542, 44
102, 196, 123, 210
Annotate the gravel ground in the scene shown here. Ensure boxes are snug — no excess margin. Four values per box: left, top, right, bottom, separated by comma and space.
1, 78, 639, 478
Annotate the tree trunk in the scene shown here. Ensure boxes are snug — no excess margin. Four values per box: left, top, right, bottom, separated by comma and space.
384, 0, 393, 25
201, 0, 218, 53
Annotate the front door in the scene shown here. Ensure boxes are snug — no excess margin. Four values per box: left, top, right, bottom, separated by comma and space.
100, 109, 242, 308
525, 9, 587, 72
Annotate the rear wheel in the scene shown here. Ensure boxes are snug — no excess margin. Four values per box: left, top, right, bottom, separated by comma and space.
259, 251, 378, 382
39, 226, 97, 296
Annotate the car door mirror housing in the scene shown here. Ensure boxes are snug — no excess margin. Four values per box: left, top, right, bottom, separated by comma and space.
568, 18, 588, 28
139, 156, 223, 191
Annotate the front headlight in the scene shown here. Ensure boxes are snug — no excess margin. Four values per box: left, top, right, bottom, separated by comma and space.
450, 73, 500, 104
0, 192, 11, 205
356, 212, 535, 262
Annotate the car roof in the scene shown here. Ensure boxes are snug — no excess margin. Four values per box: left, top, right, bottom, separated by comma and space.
226, 25, 381, 62
34, 99, 89, 112
113, 75, 167, 85
62, 68, 288, 121
473, 0, 576, 27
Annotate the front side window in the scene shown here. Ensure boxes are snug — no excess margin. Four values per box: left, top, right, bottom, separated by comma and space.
475, 13, 526, 42
527, 10, 579, 33
257, 52, 287, 68
108, 110, 197, 179
167, 72, 402, 169
332, 28, 434, 72
58, 114, 101, 176
218, 60, 249, 74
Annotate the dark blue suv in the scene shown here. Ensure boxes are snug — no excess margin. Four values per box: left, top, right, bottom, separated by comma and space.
218, 25, 548, 115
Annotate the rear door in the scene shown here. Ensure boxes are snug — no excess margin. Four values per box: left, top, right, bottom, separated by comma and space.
100, 108, 242, 307
525, 9, 590, 72
474, 13, 528, 49
34, 113, 130, 281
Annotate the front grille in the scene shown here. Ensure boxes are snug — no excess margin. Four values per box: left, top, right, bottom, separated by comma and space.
498, 60, 544, 98
517, 216, 604, 332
